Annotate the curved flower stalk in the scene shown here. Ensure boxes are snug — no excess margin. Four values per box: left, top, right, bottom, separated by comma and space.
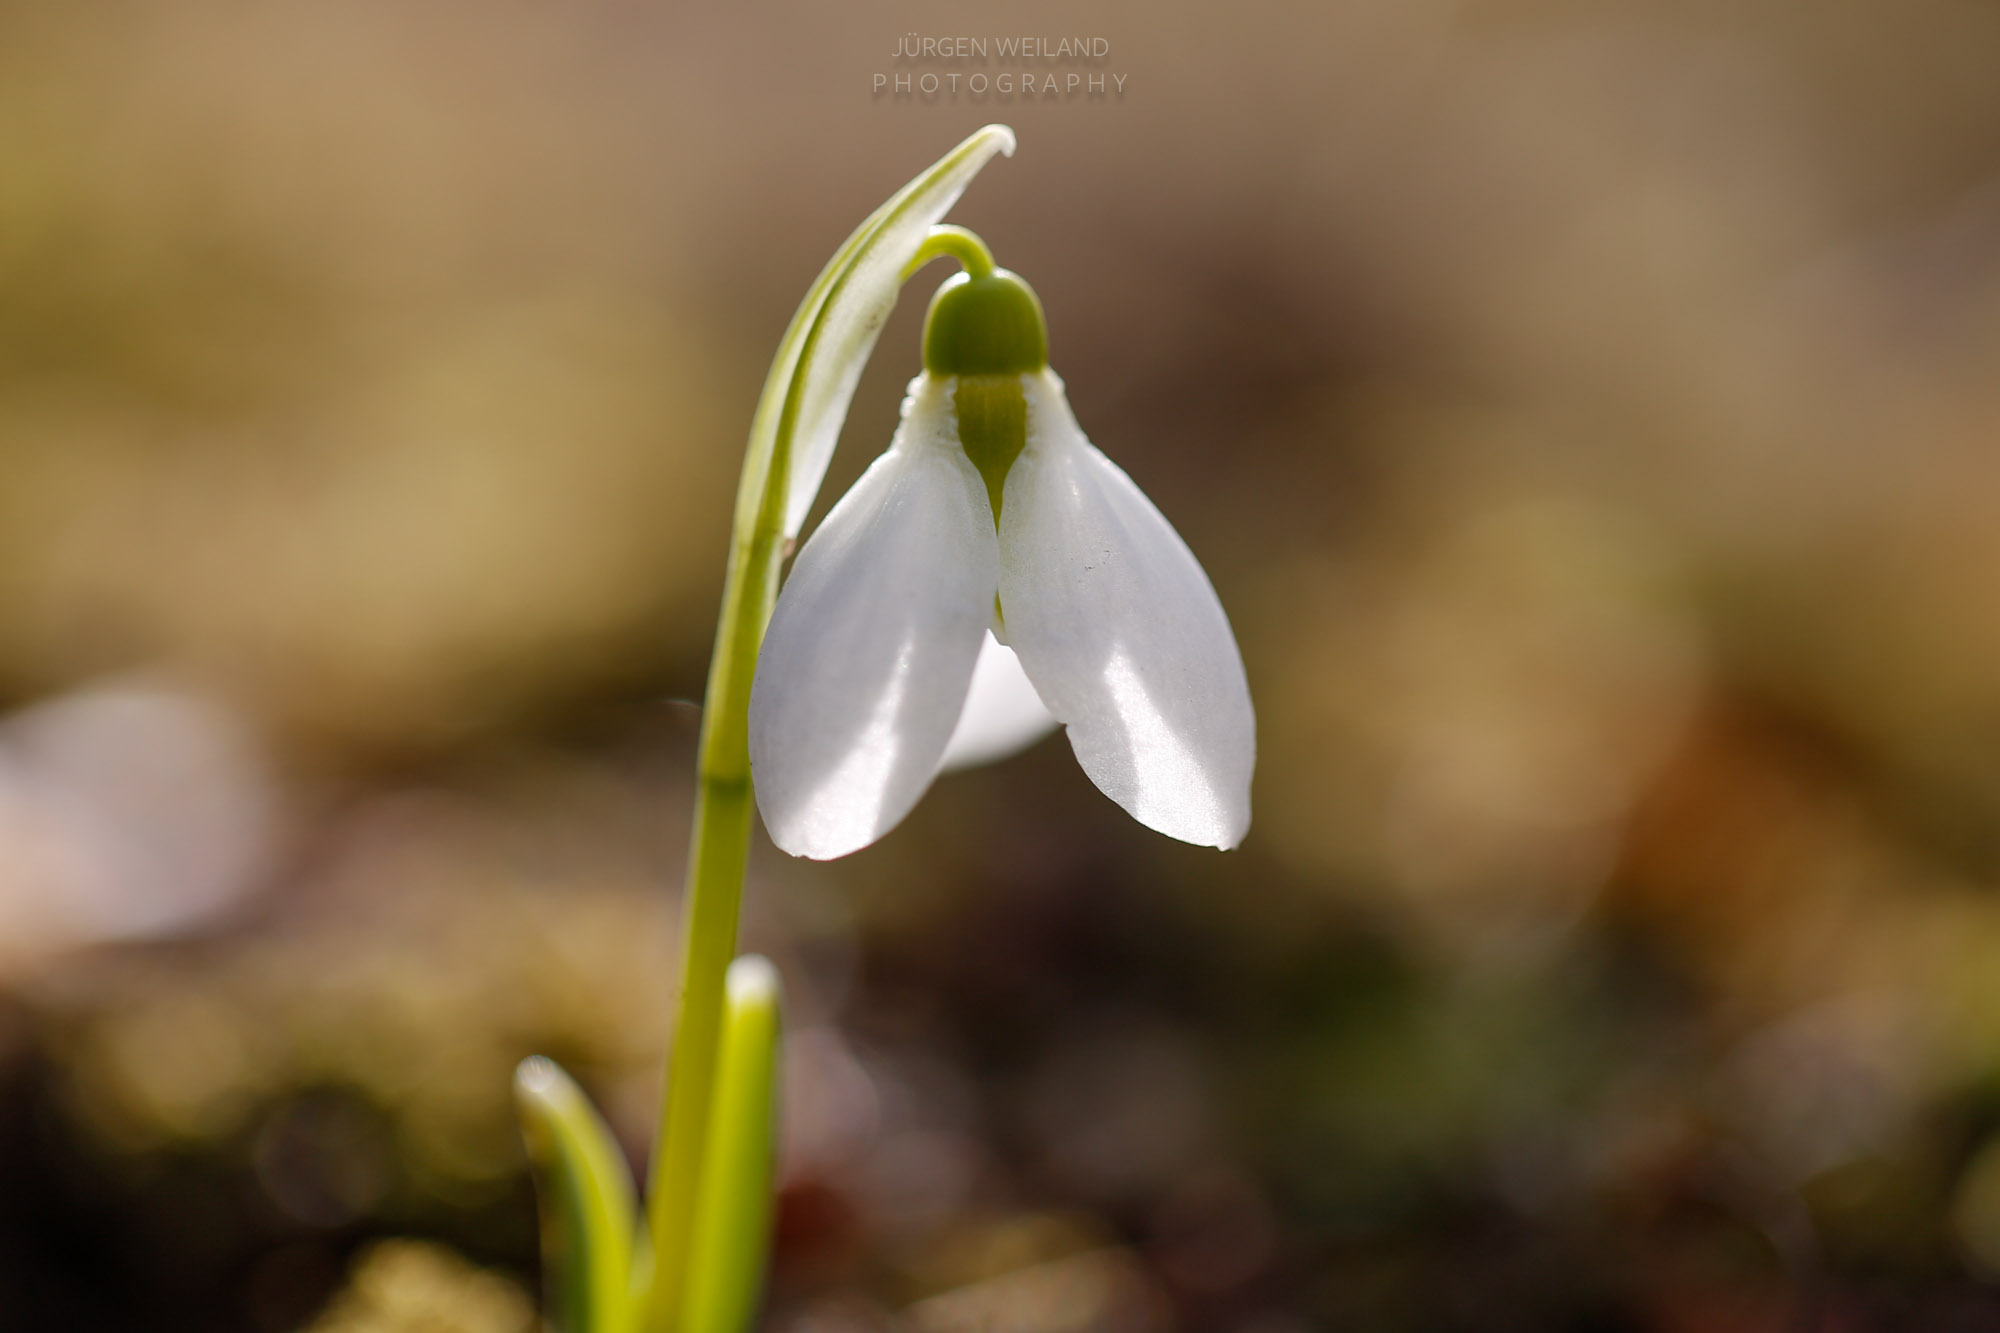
749, 238, 1256, 860
513, 125, 1016, 1333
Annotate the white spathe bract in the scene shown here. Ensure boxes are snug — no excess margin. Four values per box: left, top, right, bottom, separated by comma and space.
750, 368, 1254, 859
779, 127, 1015, 540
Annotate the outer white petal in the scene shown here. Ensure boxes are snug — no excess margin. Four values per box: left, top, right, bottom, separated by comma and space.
996, 370, 1255, 849
938, 632, 1060, 773
781, 126, 1016, 538
750, 377, 998, 859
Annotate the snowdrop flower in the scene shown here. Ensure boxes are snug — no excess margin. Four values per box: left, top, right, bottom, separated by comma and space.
749, 249, 1255, 859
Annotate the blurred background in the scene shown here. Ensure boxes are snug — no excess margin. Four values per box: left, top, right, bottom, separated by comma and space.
4, 1, 2000, 1329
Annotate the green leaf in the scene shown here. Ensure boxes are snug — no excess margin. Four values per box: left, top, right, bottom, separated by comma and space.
678, 956, 784, 1333
516, 1056, 640, 1333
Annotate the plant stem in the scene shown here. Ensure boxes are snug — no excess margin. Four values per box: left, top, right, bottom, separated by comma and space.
903, 224, 996, 281
641, 492, 786, 1333
641, 196, 847, 1328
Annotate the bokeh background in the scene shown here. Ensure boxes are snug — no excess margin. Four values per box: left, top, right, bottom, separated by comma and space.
5, 1, 2000, 1329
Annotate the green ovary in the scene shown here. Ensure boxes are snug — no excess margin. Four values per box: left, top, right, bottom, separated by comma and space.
921, 264, 1047, 524
921, 268, 1048, 377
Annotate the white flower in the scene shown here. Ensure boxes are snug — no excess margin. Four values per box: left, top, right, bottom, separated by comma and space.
938, 630, 1062, 773
748, 265, 1254, 860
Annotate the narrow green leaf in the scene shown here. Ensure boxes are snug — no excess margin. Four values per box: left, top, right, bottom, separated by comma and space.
517, 1056, 640, 1333
678, 956, 784, 1333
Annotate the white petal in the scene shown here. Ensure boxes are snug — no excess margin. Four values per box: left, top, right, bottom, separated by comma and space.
750, 377, 998, 859
781, 126, 1016, 538
996, 371, 1255, 849
938, 632, 1060, 773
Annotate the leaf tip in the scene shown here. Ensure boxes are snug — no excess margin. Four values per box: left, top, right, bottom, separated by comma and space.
514, 1055, 587, 1131
514, 1053, 562, 1101
726, 954, 782, 1010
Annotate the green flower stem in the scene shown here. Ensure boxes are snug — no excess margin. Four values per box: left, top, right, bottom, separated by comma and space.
638, 448, 781, 1333
903, 224, 995, 281
640, 125, 1015, 1333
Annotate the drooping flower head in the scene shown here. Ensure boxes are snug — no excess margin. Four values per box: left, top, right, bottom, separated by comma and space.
749, 238, 1255, 860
